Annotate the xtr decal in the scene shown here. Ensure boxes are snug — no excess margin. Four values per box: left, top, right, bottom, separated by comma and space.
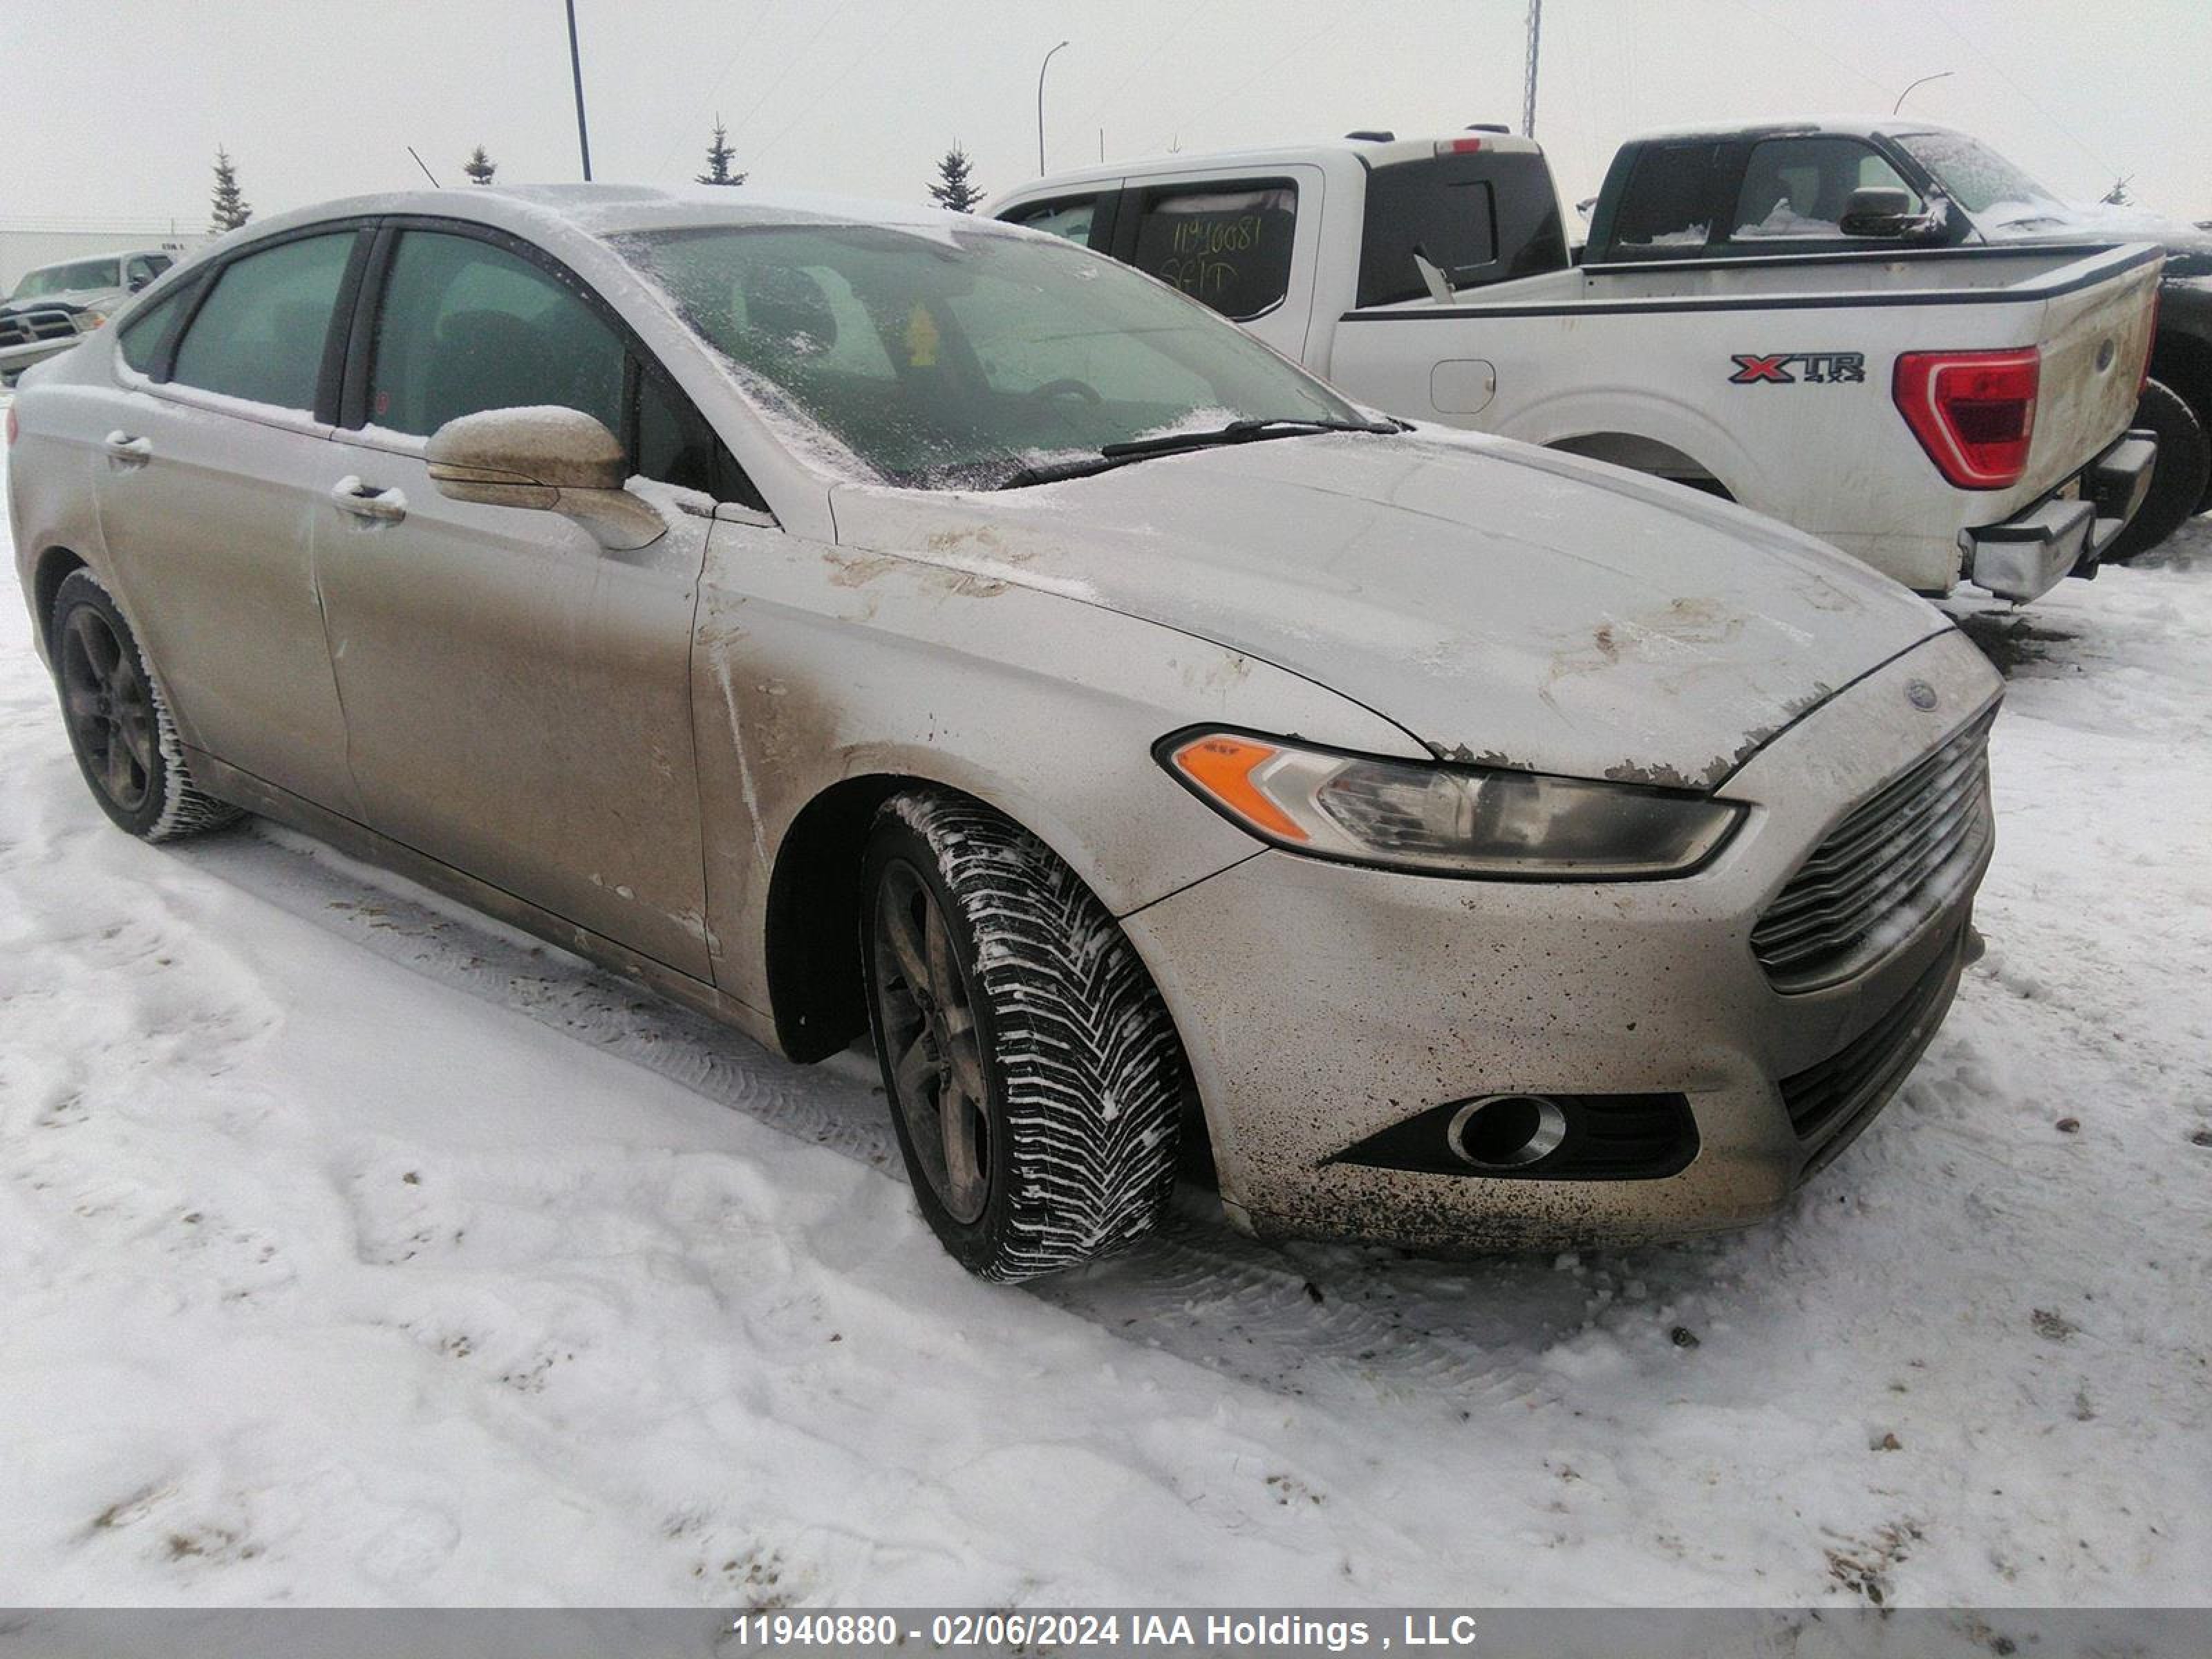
1728, 351, 1866, 385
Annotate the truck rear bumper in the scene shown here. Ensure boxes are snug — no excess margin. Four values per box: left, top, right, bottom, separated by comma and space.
1960, 429, 2157, 602
0, 337, 80, 386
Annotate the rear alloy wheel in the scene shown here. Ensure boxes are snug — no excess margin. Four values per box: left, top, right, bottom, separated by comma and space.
861, 791, 1188, 1280
2101, 378, 2210, 563
51, 569, 241, 841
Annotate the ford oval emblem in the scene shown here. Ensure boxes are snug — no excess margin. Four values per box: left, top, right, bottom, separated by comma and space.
1906, 679, 1939, 711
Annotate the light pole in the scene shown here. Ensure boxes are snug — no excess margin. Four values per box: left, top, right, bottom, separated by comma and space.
1892, 70, 1952, 114
1037, 41, 1069, 176
565, 0, 594, 181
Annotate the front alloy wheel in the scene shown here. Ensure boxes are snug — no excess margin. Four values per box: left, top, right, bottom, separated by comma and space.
872, 859, 992, 1225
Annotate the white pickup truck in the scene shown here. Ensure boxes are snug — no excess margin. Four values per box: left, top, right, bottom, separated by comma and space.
988, 132, 2161, 602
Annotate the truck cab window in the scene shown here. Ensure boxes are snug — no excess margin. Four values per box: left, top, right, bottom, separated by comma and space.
1127, 183, 1297, 321
1732, 139, 1921, 239
1609, 144, 1725, 256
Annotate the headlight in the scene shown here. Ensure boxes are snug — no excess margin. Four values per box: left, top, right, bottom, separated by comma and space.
77, 310, 108, 330
1161, 730, 1743, 880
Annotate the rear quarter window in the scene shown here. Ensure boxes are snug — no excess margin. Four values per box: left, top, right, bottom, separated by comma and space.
116, 282, 196, 375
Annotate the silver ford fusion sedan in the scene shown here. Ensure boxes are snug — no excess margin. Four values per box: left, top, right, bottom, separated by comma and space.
6, 187, 2000, 1279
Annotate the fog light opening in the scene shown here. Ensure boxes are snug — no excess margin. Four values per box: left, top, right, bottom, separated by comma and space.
1446, 1094, 1568, 1170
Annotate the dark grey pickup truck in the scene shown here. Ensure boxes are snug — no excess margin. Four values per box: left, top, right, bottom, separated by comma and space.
1584, 119, 2211, 557
0, 249, 176, 388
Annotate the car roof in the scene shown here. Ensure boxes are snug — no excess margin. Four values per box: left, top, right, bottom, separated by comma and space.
227, 182, 1025, 248
1620, 115, 1976, 146
1002, 130, 1545, 194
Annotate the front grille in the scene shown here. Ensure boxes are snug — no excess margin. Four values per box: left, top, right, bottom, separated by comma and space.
1779, 936, 1959, 1143
0, 308, 83, 348
1752, 708, 1995, 992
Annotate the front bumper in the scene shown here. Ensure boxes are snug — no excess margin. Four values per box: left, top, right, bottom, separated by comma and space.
1123, 628, 2001, 1251
1961, 428, 2157, 602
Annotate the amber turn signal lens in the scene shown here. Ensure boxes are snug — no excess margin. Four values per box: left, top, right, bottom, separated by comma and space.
1168, 734, 1309, 842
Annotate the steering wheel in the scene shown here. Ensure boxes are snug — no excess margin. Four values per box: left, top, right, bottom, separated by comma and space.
1028, 377, 1103, 406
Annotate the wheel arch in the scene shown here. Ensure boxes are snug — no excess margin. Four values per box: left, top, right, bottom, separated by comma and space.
762, 773, 912, 1062
762, 765, 1183, 1065
1544, 431, 1736, 499
2150, 324, 2212, 423
29, 544, 91, 659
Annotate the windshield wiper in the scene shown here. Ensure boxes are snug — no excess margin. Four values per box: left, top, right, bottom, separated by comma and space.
996, 416, 1402, 490
1099, 415, 1403, 458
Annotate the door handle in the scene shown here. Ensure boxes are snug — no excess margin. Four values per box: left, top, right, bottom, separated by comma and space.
102, 431, 152, 467
330, 476, 406, 524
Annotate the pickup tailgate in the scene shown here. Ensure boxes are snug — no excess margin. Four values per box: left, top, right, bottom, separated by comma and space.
2021, 245, 2162, 497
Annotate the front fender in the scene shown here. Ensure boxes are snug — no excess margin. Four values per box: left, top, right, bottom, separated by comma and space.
688, 525, 1423, 1018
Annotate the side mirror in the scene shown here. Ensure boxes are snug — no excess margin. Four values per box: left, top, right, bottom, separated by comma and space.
127, 274, 150, 292
1839, 185, 1940, 241
425, 406, 665, 550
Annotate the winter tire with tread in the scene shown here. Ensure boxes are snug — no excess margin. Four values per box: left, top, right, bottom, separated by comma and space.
861, 790, 1188, 1281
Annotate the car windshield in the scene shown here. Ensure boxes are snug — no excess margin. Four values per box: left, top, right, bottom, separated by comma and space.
11, 258, 122, 299
1893, 131, 2063, 221
612, 221, 1365, 490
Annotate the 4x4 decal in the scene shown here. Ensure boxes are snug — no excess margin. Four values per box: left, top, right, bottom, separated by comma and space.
1729, 351, 1866, 385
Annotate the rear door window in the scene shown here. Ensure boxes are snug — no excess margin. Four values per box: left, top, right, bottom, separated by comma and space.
169, 232, 357, 410
1730, 138, 1921, 241
1125, 182, 1297, 321
366, 229, 625, 438
1607, 142, 1726, 256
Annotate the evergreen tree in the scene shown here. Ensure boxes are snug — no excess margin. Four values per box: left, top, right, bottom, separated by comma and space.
463, 144, 498, 186
209, 147, 252, 233
928, 145, 982, 214
697, 118, 746, 186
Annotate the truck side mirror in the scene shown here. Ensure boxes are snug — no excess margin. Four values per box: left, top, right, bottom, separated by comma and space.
1840, 186, 1938, 240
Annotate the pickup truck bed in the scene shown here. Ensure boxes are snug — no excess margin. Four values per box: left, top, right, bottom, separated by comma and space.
1329, 241, 2163, 596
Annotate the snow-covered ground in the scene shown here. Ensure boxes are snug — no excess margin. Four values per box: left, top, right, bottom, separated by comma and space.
1, 432, 2206, 1606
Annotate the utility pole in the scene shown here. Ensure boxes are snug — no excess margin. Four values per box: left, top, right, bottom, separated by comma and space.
1037, 41, 1069, 176
1521, 0, 1542, 138
565, 0, 594, 181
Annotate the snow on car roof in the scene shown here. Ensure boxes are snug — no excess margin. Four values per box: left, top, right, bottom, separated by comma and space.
229, 183, 1033, 247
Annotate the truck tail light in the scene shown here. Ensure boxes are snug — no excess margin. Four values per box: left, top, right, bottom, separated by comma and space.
3, 404, 15, 447
1893, 347, 2040, 490
1435, 136, 1485, 154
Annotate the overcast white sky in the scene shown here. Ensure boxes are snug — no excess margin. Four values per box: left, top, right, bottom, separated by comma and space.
7, 0, 2207, 229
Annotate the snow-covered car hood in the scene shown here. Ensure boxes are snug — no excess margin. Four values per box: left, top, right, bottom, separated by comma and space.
830, 430, 1953, 791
